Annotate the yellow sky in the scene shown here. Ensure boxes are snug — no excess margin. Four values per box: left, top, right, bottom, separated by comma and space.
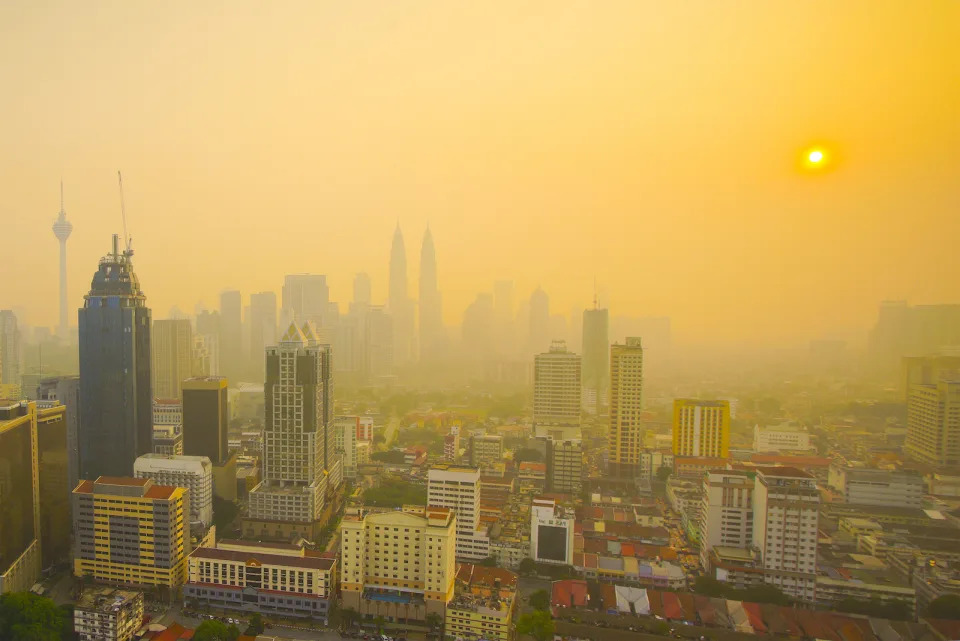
1, 1, 958, 344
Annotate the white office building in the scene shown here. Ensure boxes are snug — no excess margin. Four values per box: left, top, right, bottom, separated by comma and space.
827, 464, 923, 508
134, 453, 213, 527
530, 497, 574, 566
753, 423, 812, 453
699, 470, 754, 568
427, 464, 490, 560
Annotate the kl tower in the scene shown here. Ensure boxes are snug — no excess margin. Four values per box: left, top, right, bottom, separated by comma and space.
52, 181, 73, 337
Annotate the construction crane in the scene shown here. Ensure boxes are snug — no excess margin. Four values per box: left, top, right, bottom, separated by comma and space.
118, 170, 132, 253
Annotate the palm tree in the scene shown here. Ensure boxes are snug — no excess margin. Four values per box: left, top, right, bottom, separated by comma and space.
374, 615, 386, 635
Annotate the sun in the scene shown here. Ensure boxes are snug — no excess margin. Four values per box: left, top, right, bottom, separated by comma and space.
801, 146, 832, 172
808, 150, 824, 163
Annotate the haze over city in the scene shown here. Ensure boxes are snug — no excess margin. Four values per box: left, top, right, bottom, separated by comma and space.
3, 1, 959, 345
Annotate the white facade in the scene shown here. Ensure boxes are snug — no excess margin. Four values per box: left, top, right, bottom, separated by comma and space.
134, 453, 213, 526
639, 450, 674, 480
533, 342, 581, 426
427, 464, 490, 560
753, 424, 812, 453
753, 468, 819, 602
334, 416, 373, 479
530, 497, 574, 566
152, 399, 182, 426
699, 470, 754, 568
827, 464, 923, 508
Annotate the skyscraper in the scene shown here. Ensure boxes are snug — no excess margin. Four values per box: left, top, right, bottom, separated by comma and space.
249, 291, 278, 379
528, 287, 550, 356
672, 399, 731, 458
427, 464, 490, 560
0, 400, 41, 594
36, 400, 69, 568
78, 235, 152, 479
282, 274, 329, 326
493, 280, 514, 355
419, 227, 443, 362
0, 310, 20, 388
52, 182, 73, 338
581, 306, 609, 414
219, 290, 242, 381
533, 340, 581, 428
353, 272, 372, 307
389, 224, 415, 365
36, 376, 81, 495
152, 319, 194, 399
905, 376, 960, 466
246, 322, 337, 541
182, 377, 229, 464
609, 337, 643, 478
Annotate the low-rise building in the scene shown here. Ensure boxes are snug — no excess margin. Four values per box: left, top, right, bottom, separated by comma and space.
530, 497, 574, 566
184, 539, 336, 621
827, 464, 924, 508
753, 423, 812, 453
74, 588, 144, 641
445, 564, 518, 641
152, 424, 184, 456
470, 435, 503, 469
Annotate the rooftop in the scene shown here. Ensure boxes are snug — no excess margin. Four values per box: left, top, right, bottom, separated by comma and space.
190, 545, 335, 571
76, 587, 142, 613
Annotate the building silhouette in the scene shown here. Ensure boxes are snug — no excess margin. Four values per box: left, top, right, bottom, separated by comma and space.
218, 290, 243, 382
389, 224, 415, 365
609, 337, 643, 478
78, 235, 152, 479
152, 319, 194, 399
52, 182, 73, 337
419, 227, 443, 362
581, 306, 609, 414
249, 291, 278, 379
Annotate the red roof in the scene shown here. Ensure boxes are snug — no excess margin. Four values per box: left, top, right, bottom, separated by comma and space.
661, 591, 683, 620
551, 579, 588, 614
742, 602, 766, 633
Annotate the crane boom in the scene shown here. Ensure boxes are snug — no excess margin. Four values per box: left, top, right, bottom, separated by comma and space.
118, 170, 130, 252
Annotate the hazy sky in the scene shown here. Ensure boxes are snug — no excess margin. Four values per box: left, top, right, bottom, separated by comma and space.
2, 1, 958, 344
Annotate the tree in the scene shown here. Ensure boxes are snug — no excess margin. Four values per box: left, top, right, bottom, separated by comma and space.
244, 612, 265, 636
425, 612, 443, 631
213, 496, 239, 533
341, 607, 361, 629
514, 448, 544, 463
928, 594, 960, 620
0, 591, 68, 641
529, 589, 551, 612
516, 611, 554, 641
479, 556, 498, 567
374, 615, 386, 635
371, 450, 406, 465
836, 598, 910, 620
193, 621, 240, 641
656, 466, 673, 483
518, 558, 537, 576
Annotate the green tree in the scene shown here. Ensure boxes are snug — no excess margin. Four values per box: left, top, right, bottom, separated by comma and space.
341, 607, 361, 629
479, 556, 498, 567
656, 466, 673, 483
425, 612, 443, 631
374, 615, 386, 634
371, 450, 406, 465
212, 496, 240, 533
516, 610, 554, 641
739, 583, 791, 606
514, 448, 544, 463
518, 558, 537, 576
693, 576, 727, 597
0, 591, 68, 641
193, 620, 240, 641
836, 598, 910, 620
928, 594, 960, 620
245, 612, 265, 636
529, 589, 551, 612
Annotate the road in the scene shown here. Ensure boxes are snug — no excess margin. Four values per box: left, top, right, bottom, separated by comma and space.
155, 602, 343, 641
383, 416, 400, 449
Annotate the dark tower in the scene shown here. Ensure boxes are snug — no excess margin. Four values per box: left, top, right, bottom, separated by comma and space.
78, 235, 152, 478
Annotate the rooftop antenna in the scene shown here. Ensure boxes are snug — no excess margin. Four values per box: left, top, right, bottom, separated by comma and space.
117, 171, 131, 253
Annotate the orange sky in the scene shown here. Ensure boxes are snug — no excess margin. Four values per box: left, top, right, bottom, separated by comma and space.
1, 1, 958, 344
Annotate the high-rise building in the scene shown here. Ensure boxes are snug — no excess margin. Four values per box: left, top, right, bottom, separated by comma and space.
389, 225, 416, 365
249, 291, 278, 379
699, 470, 755, 569
36, 376, 81, 498
752, 467, 819, 601
365, 305, 393, 380
340, 505, 457, 620
182, 377, 229, 464
427, 464, 490, 560
462, 294, 494, 361
36, 401, 70, 567
528, 287, 550, 356
493, 280, 514, 356
334, 416, 373, 480
581, 306, 609, 414
219, 290, 243, 381
152, 319, 194, 399
419, 227, 443, 363
0, 310, 21, 387
52, 182, 73, 338
134, 453, 214, 527
246, 323, 337, 541
72, 476, 190, 587
353, 272, 372, 307
533, 340, 581, 428
195, 310, 221, 376
672, 399, 730, 459
0, 400, 41, 594
469, 434, 502, 470
609, 337, 644, 477
78, 235, 152, 480
903, 353, 960, 400
530, 497, 574, 566
546, 439, 582, 494
905, 376, 960, 466
282, 274, 330, 326
74, 588, 143, 641
870, 302, 960, 371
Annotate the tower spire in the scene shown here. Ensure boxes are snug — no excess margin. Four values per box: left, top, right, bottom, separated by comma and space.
60, 179, 64, 215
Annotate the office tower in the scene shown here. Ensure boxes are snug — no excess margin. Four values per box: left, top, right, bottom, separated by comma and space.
246, 323, 335, 541
905, 376, 960, 466
419, 227, 443, 362
389, 224, 416, 365
609, 337, 644, 477
469, 434, 502, 469
870, 301, 960, 371
74, 588, 143, 641
462, 293, 494, 360
528, 287, 550, 356
249, 291, 278, 379
533, 340, 581, 428
530, 497, 574, 566
902, 353, 960, 400
152, 319, 194, 399
195, 310, 221, 375
36, 375, 81, 497
365, 305, 393, 379
134, 453, 213, 526
493, 280, 514, 355
581, 306, 609, 414
72, 476, 190, 587
185, 539, 337, 621
78, 235, 152, 480
826, 464, 923, 508
52, 183, 73, 337
282, 274, 330, 326
427, 464, 490, 560
699, 470, 754, 569
353, 272, 372, 307
546, 439, 582, 494
219, 290, 243, 381
0, 310, 21, 386
672, 399, 731, 458
36, 401, 69, 567
340, 505, 456, 620
182, 377, 228, 464
752, 467, 819, 601
0, 401, 41, 594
